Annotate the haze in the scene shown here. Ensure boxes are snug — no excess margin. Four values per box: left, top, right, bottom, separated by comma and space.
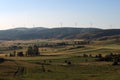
0, 0, 120, 30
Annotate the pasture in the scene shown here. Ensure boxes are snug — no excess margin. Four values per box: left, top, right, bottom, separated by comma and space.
0, 39, 120, 80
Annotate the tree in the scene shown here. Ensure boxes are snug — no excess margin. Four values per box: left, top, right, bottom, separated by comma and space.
33, 45, 39, 56
98, 54, 102, 58
26, 46, 33, 56
13, 51, 16, 56
89, 54, 92, 57
83, 54, 88, 57
112, 57, 119, 65
9, 53, 15, 57
26, 45, 40, 56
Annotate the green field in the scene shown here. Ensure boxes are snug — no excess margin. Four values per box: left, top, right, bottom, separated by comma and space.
0, 39, 120, 80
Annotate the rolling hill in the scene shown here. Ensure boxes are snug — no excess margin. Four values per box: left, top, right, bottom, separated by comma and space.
0, 27, 120, 40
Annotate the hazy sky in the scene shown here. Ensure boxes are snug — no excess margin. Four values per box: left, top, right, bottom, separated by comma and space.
0, 0, 120, 30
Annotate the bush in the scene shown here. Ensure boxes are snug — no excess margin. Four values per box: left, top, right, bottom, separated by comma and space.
0, 58, 5, 63
67, 61, 72, 65
17, 52, 24, 57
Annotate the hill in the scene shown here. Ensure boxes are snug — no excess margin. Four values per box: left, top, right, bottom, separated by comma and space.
0, 27, 120, 40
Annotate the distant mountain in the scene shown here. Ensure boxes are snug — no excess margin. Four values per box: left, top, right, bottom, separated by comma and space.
0, 27, 119, 40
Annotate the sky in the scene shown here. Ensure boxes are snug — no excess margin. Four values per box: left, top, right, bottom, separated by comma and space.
0, 0, 120, 30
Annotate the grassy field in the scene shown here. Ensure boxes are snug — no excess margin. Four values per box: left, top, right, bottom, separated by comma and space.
0, 57, 120, 80
0, 39, 120, 80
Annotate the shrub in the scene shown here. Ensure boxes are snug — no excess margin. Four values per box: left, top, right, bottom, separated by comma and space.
0, 58, 4, 63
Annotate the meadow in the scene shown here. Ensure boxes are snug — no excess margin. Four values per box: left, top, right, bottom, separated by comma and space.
0, 39, 120, 80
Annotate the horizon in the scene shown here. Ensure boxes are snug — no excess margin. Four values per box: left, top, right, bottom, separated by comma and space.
0, 0, 120, 30
1, 26, 120, 30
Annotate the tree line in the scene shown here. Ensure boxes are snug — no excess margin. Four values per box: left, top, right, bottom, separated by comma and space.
82, 53, 120, 65
9, 45, 40, 57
